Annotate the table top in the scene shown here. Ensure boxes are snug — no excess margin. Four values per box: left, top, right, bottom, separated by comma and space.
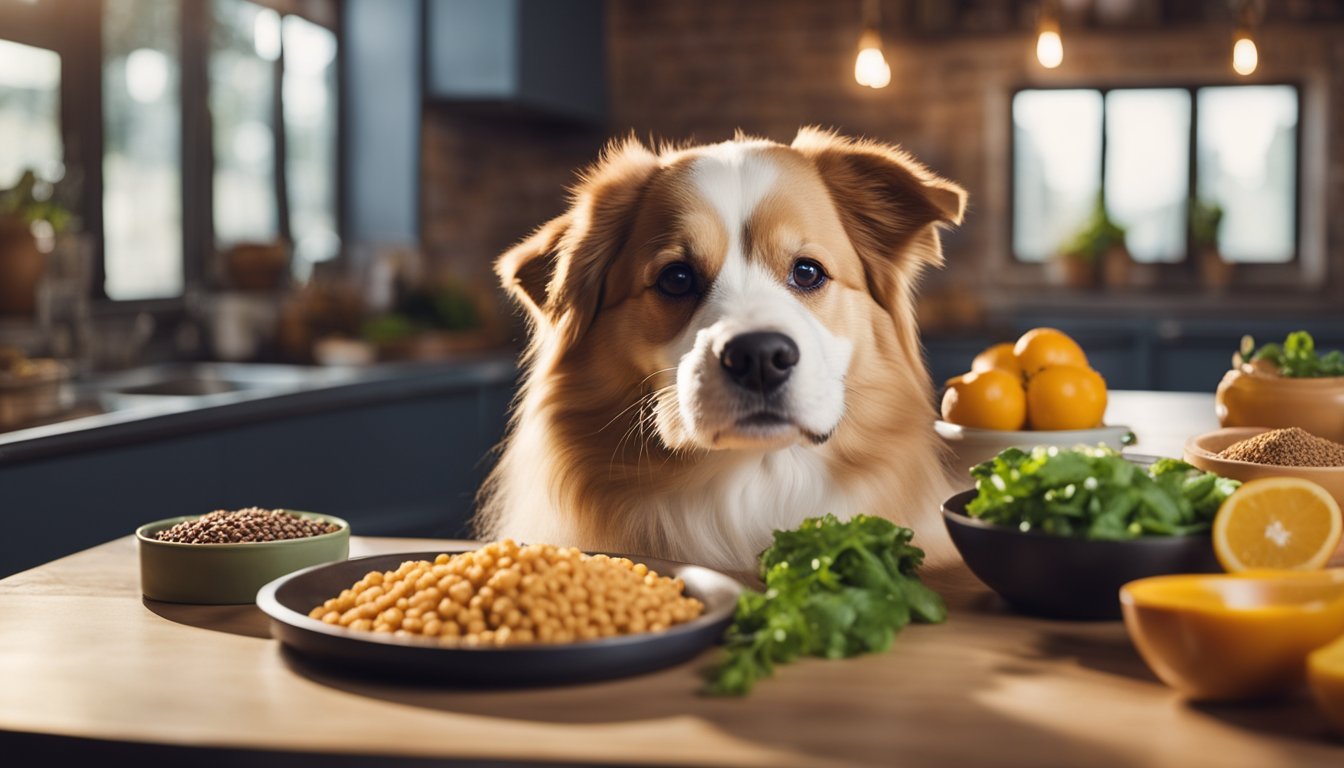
2, 391, 1342, 766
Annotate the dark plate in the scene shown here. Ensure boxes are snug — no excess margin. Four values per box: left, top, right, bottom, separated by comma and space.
943, 490, 1221, 620
256, 549, 743, 686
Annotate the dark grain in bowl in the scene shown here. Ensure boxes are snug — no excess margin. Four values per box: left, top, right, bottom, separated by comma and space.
136, 511, 350, 605
942, 490, 1221, 620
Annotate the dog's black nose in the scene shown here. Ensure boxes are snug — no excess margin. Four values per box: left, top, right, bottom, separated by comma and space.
720, 332, 799, 394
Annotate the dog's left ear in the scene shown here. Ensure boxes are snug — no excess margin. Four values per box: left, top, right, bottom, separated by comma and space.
791, 128, 966, 310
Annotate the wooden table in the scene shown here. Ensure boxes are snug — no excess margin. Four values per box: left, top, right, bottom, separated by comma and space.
2, 392, 1342, 766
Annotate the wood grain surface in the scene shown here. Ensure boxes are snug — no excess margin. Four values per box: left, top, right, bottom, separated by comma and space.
1, 533, 1341, 767
1, 392, 1342, 766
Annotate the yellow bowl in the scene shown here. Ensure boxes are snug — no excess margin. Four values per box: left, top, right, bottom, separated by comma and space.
1120, 570, 1344, 701
1310, 635, 1344, 735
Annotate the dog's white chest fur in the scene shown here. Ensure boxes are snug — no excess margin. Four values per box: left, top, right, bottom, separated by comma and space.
640, 447, 854, 570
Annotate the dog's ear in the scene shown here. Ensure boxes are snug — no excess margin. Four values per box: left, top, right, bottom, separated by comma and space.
495, 138, 660, 343
496, 214, 572, 323
791, 127, 966, 311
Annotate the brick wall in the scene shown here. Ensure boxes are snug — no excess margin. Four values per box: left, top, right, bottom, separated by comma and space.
419, 1, 1344, 305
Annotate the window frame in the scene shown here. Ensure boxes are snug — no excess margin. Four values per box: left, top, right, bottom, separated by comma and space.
1006, 81, 1306, 289
0, 0, 342, 312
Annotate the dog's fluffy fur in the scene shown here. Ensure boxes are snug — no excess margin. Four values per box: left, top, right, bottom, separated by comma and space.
476, 128, 966, 571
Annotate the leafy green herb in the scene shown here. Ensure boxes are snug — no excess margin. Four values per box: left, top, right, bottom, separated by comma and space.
1244, 331, 1344, 378
967, 446, 1239, 540
705, 514, 946, 696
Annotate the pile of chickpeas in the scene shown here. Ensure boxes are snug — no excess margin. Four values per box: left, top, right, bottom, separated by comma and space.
308, 540, 704, 646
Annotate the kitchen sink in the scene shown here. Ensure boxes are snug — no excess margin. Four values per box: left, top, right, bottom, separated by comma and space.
84, 363, 364, 408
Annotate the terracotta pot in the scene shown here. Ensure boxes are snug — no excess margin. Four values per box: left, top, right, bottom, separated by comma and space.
0, 217, 44, 316
1215, 367, 1344, 443
1199, 246, 1234, 292
225, 242, 291, 292
1048, 256, 1097, 290
1101, 245, 1131, 288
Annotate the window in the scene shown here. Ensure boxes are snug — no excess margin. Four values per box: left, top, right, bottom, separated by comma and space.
103, 0, 183, 300
1012, 85, 1299, 265
211, 0, 280, 246
281, 15, 339, 268
3, 2, 339, 302
0, 39, 62, 188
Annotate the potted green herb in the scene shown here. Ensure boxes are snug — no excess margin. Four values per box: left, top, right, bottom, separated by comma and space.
1053, 196, 1127, 290
361, 277, 498, 360
1191, 198, 1232, 291
0, 170, 74, 316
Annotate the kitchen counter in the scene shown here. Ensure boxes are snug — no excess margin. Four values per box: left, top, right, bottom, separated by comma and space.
3, 532, 1341, 765
0, 355, 520, 578
1, 392, 1342, 765
0, 356, 518, 464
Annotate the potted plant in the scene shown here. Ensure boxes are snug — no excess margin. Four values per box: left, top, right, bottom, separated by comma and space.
0, 170, 74, 316
360, 276, 500, 360
1053, 196, 1127, 290
1191, 198, 1232, 291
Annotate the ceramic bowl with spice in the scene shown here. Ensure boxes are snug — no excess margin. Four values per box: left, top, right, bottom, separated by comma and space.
136, 508, 350, 605
1184, 427, 1344, 512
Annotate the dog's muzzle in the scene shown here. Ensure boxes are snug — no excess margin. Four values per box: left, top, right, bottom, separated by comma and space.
719, 331, 799, 395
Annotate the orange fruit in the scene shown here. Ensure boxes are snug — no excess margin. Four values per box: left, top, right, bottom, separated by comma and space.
1014, 327, 1088, 376
1212, 477, 1342, 572
941, 369, 1027, 431
1024, 364, 1107, 430
1309, 635, 1344, 735
971, 343, 1022, 378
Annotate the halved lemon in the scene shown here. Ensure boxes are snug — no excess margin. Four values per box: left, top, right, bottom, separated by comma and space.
1212, 477, 1342, 572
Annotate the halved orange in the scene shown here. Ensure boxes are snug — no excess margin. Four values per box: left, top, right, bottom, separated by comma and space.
1213, 477, 1343, 572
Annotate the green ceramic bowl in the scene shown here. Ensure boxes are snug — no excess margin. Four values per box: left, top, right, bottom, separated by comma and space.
136, 511, 350, 605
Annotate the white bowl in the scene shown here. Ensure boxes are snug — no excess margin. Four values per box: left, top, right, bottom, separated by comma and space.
936, 420, 1136, 481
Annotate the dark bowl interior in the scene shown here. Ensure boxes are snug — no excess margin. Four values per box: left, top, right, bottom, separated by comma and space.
942, 490, 1221, 620
257, 549, 743, 687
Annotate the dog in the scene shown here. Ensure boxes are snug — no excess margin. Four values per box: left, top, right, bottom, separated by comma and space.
476, 128, 966, 572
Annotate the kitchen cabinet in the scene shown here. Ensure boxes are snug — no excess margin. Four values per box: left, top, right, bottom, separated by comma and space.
424, 0, 606, 123
0, 362, 516, 578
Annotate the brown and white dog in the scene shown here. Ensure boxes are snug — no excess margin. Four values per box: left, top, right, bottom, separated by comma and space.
476, 128, 966, 572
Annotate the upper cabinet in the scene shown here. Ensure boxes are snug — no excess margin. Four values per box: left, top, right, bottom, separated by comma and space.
425, 0, 606, 124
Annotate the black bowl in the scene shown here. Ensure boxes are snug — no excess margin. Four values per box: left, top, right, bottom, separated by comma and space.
942, 490, 1222, 620
257, 549, 742, 687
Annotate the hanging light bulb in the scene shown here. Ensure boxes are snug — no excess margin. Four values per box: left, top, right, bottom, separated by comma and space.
1231, 2, 1259, 77
1036, 2, 1063, 69
1232, 32, 1258, 76
853, 0, 890, 89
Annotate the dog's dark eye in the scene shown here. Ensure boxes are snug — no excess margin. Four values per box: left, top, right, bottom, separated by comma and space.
789, 259, 827, 291
656, 262, 698, 298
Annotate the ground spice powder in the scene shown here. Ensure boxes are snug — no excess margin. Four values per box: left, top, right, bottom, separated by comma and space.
1218, 427, 1344, 467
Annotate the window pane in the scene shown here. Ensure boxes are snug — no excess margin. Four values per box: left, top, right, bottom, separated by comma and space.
0, 40, 62, 188
212, 0, 279, 246
103, 0, 184, 300
282, 15, 339, 270
1013, 90, 1103, 262
1105, 89, 1190, 263
1196, 86, 1297, 263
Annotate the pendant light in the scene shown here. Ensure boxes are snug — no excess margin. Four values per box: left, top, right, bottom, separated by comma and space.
1231, 1, 1259, 76
1036, 0, 1063, 69
854, 0, 890, 89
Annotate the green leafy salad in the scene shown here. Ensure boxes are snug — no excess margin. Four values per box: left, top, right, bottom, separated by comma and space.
1241, 331, 1344, 378
705, 514, 946, 696
967, 445, 1240, 539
